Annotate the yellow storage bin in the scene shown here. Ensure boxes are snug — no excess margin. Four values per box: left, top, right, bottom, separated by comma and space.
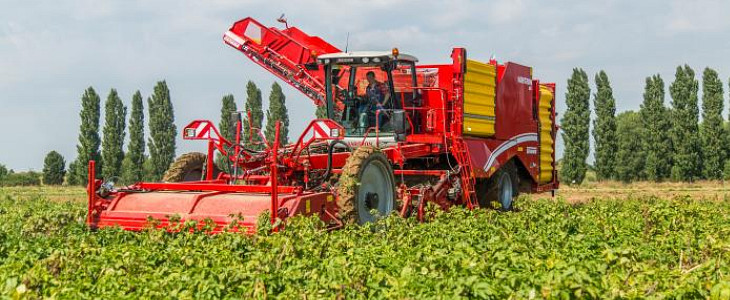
538, 85, 554, 184
463, 59, 497, 137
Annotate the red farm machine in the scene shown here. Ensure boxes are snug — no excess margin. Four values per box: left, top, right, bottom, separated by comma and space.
86, 17, 559, 233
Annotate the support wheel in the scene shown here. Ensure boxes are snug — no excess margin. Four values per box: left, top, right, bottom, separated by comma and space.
481, 162, 519, 211
162, 152, 220, 182
336, 146, 396, 224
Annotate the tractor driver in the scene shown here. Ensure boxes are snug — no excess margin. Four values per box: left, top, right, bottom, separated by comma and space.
362, 71, 390, 128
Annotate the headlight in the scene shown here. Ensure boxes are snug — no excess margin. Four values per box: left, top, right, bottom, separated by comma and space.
361, 57, 370, 63
330, 128, 340, 137
373, 57, 381, 63
323, 59, 330, 64
184, 128, 196, 138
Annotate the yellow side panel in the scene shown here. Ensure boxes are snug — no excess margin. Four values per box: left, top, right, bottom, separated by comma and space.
463, 59, 496, 137
538, 85, 554, 184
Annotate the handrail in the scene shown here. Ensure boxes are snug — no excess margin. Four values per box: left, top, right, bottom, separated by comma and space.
290, 119, 345, 159
401, 86, 450, 135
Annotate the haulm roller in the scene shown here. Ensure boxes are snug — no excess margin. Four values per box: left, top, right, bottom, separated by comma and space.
86, 16, 559, 233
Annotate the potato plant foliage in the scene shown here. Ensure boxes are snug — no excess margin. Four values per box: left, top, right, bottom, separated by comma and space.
1, 190, 730, 299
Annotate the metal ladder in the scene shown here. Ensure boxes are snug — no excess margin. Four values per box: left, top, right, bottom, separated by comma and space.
451, 137, 478, 209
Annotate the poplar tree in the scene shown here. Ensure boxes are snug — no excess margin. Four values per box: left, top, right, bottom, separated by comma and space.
121, 91, 146, 183
217, 94, 237, 172
699, 68, 725, 179
726, 79, 730, 178
669, 65, 702, 181
0, 164, 7, 180
615, 111, 646, 183
72, 87, 102, 184
101, 89, 127, 179
243, 81, 264, 150
218, 94, 238, 143
592, 71, 618, 180
148, 81, 176, 181
42, 151, 66, 185
265, 82, 290, 146
67, 160, 79, 185
560, 68, 591, 185
640, 75, 672, 181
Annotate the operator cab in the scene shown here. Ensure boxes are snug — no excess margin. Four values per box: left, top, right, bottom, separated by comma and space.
317, 50, 418, 137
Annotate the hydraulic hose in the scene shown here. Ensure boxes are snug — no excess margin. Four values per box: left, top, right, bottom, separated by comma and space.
322, 140, 351, 183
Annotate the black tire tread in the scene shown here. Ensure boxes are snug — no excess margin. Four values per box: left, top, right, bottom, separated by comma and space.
336, 146, 395, 224
162, 152, 213, 182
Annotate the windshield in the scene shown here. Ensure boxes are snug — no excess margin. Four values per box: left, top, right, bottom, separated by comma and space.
326, 60, 416, 136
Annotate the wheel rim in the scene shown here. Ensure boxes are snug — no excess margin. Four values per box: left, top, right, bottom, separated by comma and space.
357, 159, 394, 224
498, 172, 513, 210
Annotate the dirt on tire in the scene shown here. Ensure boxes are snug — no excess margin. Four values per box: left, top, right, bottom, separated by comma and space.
335, 146, 380, 224
162, 152, 209, 182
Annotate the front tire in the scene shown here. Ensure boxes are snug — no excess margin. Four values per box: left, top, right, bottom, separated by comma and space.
336, 146, 396, 224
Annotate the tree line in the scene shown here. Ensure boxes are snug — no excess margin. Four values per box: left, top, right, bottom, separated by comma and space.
0, 80, 290, 186
9, 66, 727, 187
561, 65, 729, 184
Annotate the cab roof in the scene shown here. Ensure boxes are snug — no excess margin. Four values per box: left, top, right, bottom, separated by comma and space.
317, 51, 418, 65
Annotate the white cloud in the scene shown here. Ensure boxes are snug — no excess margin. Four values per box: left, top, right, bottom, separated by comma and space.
351, 25, 436, 51
487, 0, 526, 24
665, 0, 730, 33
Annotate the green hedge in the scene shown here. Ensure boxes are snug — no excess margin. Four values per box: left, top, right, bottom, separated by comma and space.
0, 172, 41, 186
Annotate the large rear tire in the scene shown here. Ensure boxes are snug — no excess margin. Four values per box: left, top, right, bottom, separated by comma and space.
162, 152, 220, 182
336, 146, 396, 224
481, 162, 519, 211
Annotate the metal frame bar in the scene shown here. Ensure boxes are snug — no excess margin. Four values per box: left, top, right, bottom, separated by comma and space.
134, 182, 297, 194
86, 160, 95, 225
271, 122, 280, 229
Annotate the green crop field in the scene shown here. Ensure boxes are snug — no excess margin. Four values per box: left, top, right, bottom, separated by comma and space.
1, 187, 730, 299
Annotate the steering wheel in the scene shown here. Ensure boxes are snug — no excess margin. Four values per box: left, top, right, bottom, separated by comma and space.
338, 90, 364, 107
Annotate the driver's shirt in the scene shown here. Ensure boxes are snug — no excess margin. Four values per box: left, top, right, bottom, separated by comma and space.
366, 81, 388, 108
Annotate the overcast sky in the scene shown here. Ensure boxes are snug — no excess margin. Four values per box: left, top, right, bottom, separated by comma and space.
2, 0, 729, 171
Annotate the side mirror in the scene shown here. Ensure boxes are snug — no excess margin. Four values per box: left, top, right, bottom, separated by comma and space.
332, 68, 342, 85
392, 110, 409, 141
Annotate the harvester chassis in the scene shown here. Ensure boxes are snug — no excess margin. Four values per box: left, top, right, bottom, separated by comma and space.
85, 16, 558, 233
